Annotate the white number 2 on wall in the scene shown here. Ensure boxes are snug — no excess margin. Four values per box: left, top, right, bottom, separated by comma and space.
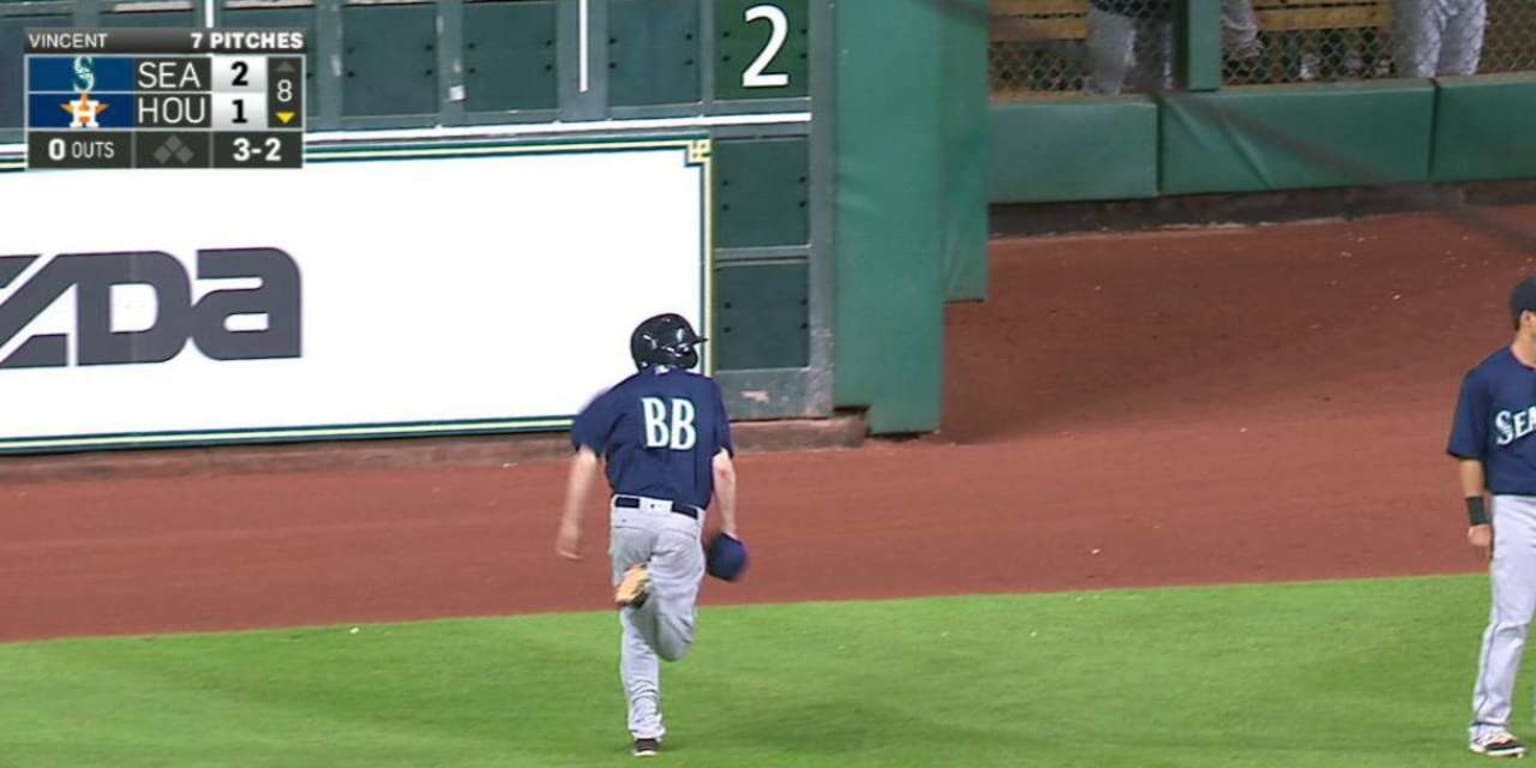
742, 4, 791, 88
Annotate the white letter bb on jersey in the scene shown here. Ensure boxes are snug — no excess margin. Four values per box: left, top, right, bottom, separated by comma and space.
641, 397, 698, 450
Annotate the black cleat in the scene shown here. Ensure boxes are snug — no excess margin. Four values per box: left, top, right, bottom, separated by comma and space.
632, 737, 660, 757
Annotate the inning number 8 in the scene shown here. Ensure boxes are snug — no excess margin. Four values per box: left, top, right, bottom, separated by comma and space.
742, 4, 790, 88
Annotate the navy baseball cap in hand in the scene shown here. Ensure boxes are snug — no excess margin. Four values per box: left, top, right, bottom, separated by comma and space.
706, 532, 748, 581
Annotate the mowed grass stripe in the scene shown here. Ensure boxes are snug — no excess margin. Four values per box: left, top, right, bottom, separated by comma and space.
0, 575, 1508, 767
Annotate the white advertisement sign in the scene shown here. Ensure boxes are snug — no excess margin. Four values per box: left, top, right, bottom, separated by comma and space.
0, 138, 712, 451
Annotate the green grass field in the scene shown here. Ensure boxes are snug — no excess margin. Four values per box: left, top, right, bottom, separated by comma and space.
0, 575, 1515, 767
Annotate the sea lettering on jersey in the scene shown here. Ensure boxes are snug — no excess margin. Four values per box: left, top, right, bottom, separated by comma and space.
642, 396, 697, 450
1495, 405, 1536, 446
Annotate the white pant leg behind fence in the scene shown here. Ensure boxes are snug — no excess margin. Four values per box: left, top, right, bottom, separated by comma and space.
1221, 0, 1260, 59
1086, 7, 1137, 94
1437, 0, 1486, 75
610, 500, 707, 741
1395, 0, 1443, 77
1142, 17, 1175, 89
1471, 496, 1536, 740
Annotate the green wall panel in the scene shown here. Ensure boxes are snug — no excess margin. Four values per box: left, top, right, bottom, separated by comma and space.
715, 138, 809, 248
1432, 73, 1536, 182
714, 262, 809, 371
835, 0, 945, 434
102, 10, 194, 28
1177, 0, 1221, 91
342, 3, 437, 117
463, 0, 558, 112
1161, 81, 1435, 194
715, 0, 809, 101
990, 98, 1159, 204
0, 13, 69, 130
942, 0, 989, 302
221, 7, 319, 117
608, 0, 699, 107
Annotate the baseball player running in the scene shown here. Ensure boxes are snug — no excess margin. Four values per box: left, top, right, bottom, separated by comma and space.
1449, 276, 1536, 759
555, 312, 739, 758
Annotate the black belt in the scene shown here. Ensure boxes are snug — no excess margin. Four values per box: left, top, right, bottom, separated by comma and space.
614, 495, 700, 520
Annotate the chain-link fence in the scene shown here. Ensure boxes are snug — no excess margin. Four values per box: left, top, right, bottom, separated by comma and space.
1222, 0, 1390, 84
1224, 0, 1536, 84
1482, 0, 1536, 74
990, 0, 1536, 98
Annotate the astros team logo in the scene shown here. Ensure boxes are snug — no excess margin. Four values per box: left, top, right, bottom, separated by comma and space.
60, 92, 108, 129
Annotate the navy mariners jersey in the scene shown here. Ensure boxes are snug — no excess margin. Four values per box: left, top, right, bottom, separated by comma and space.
1449, 347, 1536, 495
571, 367, 734, 510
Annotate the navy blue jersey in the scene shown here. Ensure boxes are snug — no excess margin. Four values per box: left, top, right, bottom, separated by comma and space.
1448, 347, 1536, 495
571, 367, 734, 509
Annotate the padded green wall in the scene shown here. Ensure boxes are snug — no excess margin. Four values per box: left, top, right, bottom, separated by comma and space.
1432, 73, 1536, 182
835, 0, 946, 433
1160, 81, 1435, 194
942, 0, 990, 302
989, 98, 1159, 203
990, 79, 1536, 202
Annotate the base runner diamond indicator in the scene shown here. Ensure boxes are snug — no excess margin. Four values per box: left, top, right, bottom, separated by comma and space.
133, 131, 211, 168
153, 135, 194, 164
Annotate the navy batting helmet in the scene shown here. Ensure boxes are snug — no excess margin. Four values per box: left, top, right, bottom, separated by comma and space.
706, 532, 748, 581
631, 313, 707, 371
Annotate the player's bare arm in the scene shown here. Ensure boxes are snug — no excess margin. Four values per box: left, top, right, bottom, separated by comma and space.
713, 448, 738, 538
557, 447, 602, 560
1462, 459, 1492, 554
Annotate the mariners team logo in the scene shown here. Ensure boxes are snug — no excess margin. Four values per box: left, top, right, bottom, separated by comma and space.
60, 56, 107, 129
72, 56, 95, 92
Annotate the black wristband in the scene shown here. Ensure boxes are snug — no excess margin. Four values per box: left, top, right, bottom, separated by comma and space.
1467, 497, 1490, 526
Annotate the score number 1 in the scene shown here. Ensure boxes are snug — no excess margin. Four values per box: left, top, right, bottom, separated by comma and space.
742, 3, 791, 89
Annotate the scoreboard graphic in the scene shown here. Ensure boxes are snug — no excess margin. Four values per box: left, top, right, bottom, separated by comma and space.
24, 29, 305, 170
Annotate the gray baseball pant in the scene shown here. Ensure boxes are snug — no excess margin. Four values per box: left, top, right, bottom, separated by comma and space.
1394, 0, 1485, 77
610, 496, 706, 741
1471, 495, 1536, 740
1222, 0, 1260, 60
1085, 7, 1173, 95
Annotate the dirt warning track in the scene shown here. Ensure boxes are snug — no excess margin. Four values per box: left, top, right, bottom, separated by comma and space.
3, 207, 1531, 642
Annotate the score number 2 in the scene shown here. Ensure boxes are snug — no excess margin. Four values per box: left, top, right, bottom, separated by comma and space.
742, 4, 791, 89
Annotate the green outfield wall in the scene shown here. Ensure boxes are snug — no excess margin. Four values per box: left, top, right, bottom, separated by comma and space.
0, 0, 987, 444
